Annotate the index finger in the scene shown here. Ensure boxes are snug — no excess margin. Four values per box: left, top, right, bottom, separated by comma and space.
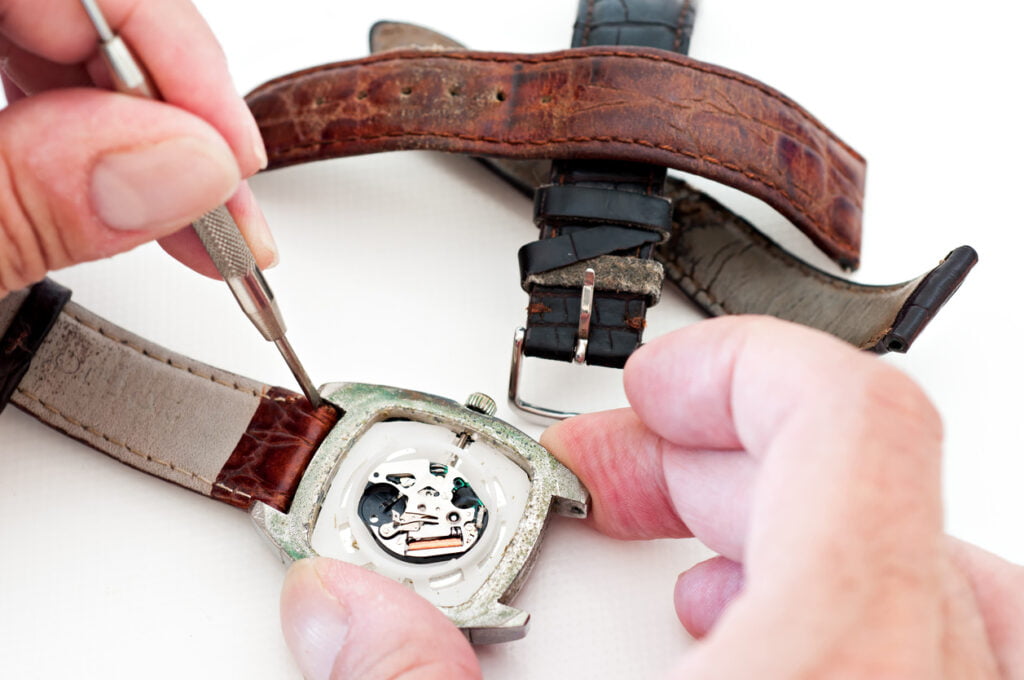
0, 0, 265, 176
545, 316, 944, 562
623, 315, 943, 459
624, 317, 945, 589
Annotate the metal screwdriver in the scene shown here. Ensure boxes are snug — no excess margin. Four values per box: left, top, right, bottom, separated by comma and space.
79, 0, 323, 408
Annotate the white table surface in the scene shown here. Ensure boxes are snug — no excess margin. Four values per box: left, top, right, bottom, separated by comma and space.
1, 1, 1021, 678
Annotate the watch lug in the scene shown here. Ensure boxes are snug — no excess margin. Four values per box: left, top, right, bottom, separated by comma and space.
463, 604, 530, 644
551, 467, 590, 518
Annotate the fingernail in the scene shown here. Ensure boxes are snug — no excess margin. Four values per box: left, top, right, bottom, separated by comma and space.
539, 420, 566, 451
281, 559, 350, 680
243, 103, 269, 171
252, 217, 278, 268
227, 183, 278, 268
252, 128, 268, 171
91, 137, 239, 232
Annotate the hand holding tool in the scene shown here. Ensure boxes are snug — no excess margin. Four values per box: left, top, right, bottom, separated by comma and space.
78, 0, 323, 408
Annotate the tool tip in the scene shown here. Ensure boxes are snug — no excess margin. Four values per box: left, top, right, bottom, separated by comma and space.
274, 336, 323, 409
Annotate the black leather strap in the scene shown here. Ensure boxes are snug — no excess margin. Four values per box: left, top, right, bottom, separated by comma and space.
533, 185, 673, 231
521, 0, 697, 368
573, 0, 697, 53
875, 246, 976, 353
0, 279, 72, 414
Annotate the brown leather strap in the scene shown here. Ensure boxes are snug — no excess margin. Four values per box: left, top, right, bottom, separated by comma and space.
247, 45, 866, 268
0, 288, 338, 513
211, 386, 338, 510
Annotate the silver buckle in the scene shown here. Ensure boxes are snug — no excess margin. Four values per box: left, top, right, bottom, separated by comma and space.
508, 268, 595, 420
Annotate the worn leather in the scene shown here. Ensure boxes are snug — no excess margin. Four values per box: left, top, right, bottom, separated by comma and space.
0, 290, 338, 511
526, 288, 648, 364
212, 387, 338, 511
518, 0, 692, 368
658, 179, 978, 350
525, 162, 661, 368
247, 44, 866, 268
523, 254, 665, 302
369, 20, 465, 52
518, 226, 664, 280
485, 156, 977, 351
0, 280, 71, 414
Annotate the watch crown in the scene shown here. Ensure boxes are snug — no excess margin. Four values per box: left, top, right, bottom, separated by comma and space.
464, 392, 497, 417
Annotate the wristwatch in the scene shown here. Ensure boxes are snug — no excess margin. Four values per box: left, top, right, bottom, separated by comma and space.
0, 279, 587, 643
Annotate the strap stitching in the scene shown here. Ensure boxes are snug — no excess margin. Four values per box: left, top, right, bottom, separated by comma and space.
581, 0, 596, 46
673, 0, 693, 52
660, 184, 914, 297
14, 387, 253, 502
64, 310, 294, 402
661, 211, 912, 296
667, 265, 733, 314
270, 130, 850, 250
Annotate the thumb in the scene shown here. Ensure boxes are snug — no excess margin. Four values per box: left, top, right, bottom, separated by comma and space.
0, 88, 240, 295
281, 558, 481, 680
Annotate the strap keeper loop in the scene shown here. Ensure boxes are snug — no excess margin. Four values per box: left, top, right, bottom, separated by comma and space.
534, 184, 673, 233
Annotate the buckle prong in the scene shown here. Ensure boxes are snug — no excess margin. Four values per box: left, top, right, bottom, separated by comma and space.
508, 268, 596, 420
573, 268, 595, 364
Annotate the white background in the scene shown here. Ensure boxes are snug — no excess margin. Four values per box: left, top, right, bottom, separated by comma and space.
1, 1, 1022, 678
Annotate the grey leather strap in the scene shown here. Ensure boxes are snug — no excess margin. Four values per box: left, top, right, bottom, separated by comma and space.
659, 179, 974, 351
0, 290, 265, 496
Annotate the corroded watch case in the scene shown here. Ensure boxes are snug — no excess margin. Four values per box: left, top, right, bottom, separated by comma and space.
251, 382, 589, 643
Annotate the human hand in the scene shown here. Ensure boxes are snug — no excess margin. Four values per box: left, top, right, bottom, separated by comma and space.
544, 316, 1024, 678
276, 316, 1024, 679
0, 0, 274, 297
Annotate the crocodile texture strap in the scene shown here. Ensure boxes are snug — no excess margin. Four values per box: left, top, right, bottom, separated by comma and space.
0, 286, 338, 513
480, 156, 977, 352
518, 0, 696, 368
247, 45, 866, 268
572, 0, 697, 52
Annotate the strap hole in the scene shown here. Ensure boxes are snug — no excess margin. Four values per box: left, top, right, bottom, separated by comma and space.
449, 86, 461, 96
541, 95, 552, 104
356, 91, 368, 100
401, 86, 413, 95
495, 90, 506, 102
